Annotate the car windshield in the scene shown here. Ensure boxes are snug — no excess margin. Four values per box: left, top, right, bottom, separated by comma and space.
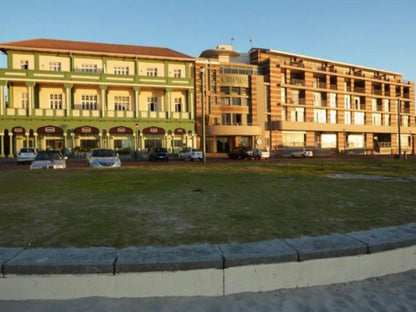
35, 151, 63, 160
20, 148, 34, 153
92, 149, 116, 157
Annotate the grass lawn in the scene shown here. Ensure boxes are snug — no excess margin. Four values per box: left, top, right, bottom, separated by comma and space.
0, 158, 415, 248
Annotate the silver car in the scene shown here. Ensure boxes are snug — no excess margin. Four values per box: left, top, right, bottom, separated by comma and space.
88, 149, 121, 168
30, 150, 67, 169
17, 147, 38, 164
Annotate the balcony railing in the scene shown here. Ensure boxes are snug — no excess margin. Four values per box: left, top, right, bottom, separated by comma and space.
290, 78, 305, 86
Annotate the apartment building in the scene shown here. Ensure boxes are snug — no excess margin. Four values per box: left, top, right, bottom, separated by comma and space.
0, 39, 196, 156
197, 45, 415, 156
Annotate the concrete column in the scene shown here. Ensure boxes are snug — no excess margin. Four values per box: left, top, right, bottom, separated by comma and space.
188, 90, 194, 119
134, 86, 140, 118
64, 83, 73, 117
26, 82, 35, 117
165, 88, 172, 119
0, 83, 5, 116
0, 133, 4, 157
9, 133, 15, 156
100, 85, 108, 117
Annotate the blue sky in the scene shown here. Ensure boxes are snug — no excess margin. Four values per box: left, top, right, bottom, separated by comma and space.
1, 0, 416, 81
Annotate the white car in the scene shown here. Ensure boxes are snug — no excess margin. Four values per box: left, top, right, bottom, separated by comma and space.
291, 148, 314, 158
88, 149, 121, 168
254, 149, 270, 160
17, 147, 38, 164
178, 148, 203, 161
30, 150, 67, 169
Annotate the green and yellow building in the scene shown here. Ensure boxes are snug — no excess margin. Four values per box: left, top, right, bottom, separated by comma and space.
0, 39, 196, 156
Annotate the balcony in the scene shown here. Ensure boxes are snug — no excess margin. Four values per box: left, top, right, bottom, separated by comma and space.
290, 78, 305, 86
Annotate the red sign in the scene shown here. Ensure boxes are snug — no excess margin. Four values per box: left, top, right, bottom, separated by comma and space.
109, 126, 133, 134
174, 128, 186, 135
142, 127, 165, 135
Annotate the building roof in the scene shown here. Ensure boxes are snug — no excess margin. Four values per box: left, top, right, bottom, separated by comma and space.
0, 38, 193, 61
250, 47, 401, 76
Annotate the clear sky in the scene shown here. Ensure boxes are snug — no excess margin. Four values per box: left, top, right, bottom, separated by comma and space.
1, 0, 416, 81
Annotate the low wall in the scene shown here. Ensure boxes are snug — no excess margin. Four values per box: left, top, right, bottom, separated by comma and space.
1, 223, 415, 300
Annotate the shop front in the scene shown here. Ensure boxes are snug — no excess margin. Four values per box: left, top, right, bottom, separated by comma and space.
142, 126, 166, 150
108, 126, 134, 152
73, 126, 100, 150
37, 125, 64, 151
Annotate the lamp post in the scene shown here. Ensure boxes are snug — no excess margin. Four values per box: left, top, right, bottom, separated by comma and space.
397, 98, 401, 158
200, 67, 207, 164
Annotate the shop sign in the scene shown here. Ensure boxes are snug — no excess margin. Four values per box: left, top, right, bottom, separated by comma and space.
143, 127, 165, 135
81, 127, 92, 134
109, 126, 133, 134
220, 74, 249, 86
174, 128, 186, 135
13, 127, 25, 134
45, 126, 56, 134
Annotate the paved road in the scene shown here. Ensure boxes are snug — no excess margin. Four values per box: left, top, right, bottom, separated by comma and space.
0, 271, 415, 312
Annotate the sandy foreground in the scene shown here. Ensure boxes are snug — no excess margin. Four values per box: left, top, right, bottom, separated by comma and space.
1, 270, 415, 312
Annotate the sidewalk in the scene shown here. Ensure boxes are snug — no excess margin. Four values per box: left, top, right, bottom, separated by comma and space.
0, 270, 415, 312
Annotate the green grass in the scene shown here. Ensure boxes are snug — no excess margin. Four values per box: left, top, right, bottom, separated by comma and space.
0, 158, 415, 248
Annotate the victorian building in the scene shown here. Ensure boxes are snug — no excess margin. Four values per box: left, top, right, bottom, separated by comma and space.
0, 39, 196, 156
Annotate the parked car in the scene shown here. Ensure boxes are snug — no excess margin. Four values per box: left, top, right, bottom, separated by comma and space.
228, 147, 253, 160
291, 148, 314, 158
254, 149, 270, 160
30, 150, 67, 169
149, 147, 169, 161
17, 147, 37, 164
88, 149, 121, 168
178, 148, 203, 161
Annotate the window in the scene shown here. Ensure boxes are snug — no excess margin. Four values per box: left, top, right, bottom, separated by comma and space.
173, 69, 181, 78
384, 114, 390, 126
81, 64, 98, 73
220, 87, 230, 95
384, 99, 390, 112
290, 107, 304, 122
372, 113, 382, 126
330, 110, 337, 124
147, 97, 158, 111
354, 112, 365, 125
20, 60, 29, 70
49, 94, 63, 109
21, 93, 28, 108
146, 68, 158, 77
232, 114, 242, 125
212, 70, 217, 93
221, 113, 231, 125
344, 95, 351, 109
329, 93, 336, 108
114, 96, 130, 111
174, 98, 182, 112
114, 66, 129, 75
49, 62, 62, 71
220, 97, 230, 106
81, 95, 98, 110
314, 109, 326, 123
345, 111, 351, 124
232, 98, 241, 106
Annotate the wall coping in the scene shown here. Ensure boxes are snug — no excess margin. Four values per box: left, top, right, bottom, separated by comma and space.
1, 223, 415, 276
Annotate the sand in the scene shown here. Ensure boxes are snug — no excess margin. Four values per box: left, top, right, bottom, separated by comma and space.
1, 270, 415, 312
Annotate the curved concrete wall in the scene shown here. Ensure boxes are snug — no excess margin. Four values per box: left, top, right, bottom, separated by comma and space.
1, 223, 415, 300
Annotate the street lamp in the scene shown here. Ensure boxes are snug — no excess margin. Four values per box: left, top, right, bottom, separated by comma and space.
200, 67, 207, 164
397, 98, 401, 158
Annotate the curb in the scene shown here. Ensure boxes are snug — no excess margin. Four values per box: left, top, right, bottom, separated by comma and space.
1, 223, 415, 299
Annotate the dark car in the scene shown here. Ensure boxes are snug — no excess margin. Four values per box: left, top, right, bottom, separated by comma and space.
227, 147, 253, 160
148, 147, 169, 161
